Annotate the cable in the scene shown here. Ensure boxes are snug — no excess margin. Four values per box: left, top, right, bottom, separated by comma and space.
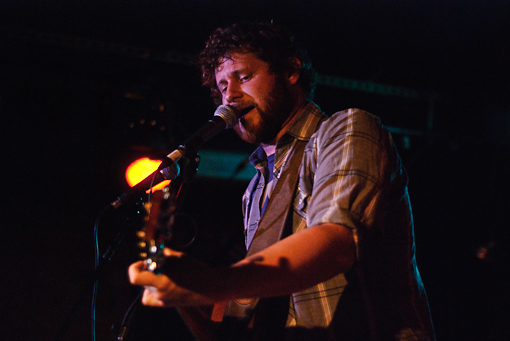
117, 291, 144, 340
91, 212, 103, 341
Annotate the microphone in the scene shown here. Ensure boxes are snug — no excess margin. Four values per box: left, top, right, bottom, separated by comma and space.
158, 105, 238, 170
106, 105, 239, 211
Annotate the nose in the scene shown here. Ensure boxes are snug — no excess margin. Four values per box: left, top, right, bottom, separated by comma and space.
224, 82, 243, 103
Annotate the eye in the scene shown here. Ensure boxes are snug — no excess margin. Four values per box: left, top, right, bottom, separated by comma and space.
218, 83, 227, 93
240, 74, 251, 82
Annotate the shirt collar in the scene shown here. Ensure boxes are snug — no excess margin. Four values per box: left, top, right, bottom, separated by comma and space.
284, 101, 325, 142
249, 102, 326, 166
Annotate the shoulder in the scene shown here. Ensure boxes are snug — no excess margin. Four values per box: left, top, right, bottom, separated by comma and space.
322, 108, 383, 130
313, 108, 387, 143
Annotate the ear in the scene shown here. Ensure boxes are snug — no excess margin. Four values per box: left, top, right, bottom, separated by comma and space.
287, 57, 302, 85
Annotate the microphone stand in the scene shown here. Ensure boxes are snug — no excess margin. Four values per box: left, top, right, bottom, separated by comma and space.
56, 105, 237, 340
53, 156, 198, 341
53, 208, 141, 341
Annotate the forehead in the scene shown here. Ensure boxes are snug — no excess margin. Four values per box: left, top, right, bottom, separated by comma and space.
215, 52, 268, 76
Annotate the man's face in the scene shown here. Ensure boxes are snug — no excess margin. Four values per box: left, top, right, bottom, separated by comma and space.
214, 52, 295, 145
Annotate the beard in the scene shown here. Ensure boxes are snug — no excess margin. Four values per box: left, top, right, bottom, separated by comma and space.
233, 75, 296, 145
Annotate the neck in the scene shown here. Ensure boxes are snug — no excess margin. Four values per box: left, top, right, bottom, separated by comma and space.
262, 144, 276, 156
261, 97, 307, 156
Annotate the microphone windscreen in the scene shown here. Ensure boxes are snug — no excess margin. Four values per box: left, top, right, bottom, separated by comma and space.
214, 105, 239, 129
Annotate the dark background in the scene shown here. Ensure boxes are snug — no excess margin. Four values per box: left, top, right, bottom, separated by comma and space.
1, 1, 509, 340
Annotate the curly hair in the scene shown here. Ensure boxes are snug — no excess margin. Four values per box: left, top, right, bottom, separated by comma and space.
197, 22, 316, 104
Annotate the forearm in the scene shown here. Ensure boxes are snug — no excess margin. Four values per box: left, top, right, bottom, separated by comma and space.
214, 223, 356, 300
129, 223, 356, 307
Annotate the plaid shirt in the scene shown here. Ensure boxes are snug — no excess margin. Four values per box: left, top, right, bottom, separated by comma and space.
243, 102, 434, 340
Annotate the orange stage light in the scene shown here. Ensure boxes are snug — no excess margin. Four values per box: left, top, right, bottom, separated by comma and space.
125, 157, 171, 193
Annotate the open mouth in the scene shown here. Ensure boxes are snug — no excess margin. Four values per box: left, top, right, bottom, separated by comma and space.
237, 106, 255, 119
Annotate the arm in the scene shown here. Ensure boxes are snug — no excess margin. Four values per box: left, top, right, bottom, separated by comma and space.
129, 222, 355, 307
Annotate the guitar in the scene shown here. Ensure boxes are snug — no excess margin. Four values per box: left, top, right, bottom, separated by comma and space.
138, 185, 222, 340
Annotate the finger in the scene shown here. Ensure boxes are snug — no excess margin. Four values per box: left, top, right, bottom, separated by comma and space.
163, 248, 183, 257
130, 260, 147, 272
129, 262, 159, 286
141, 287, 166, 307
128, 261, 144, 284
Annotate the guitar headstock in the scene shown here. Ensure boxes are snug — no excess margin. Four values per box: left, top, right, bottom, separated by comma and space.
138, 186, 176, 273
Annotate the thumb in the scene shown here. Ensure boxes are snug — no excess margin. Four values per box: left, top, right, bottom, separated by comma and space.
163, 248, 184, 258
128, 260, 158, 286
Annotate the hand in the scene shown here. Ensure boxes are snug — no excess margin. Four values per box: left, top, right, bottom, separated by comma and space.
128, 248, 220, 307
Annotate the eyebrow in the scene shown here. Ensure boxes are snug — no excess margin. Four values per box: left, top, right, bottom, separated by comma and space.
216, 67, 251, 87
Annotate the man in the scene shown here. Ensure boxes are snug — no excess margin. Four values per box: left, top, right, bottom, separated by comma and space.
129, 22, 435, 340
